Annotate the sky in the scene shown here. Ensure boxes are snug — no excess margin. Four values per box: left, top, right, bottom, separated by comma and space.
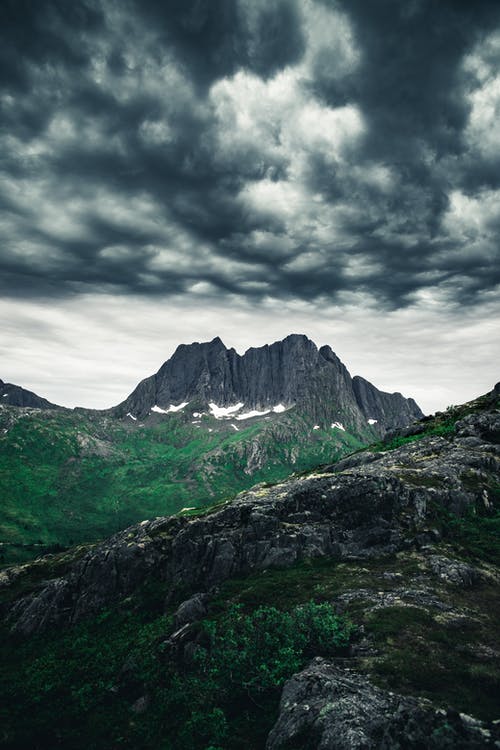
1, 0, 499, 414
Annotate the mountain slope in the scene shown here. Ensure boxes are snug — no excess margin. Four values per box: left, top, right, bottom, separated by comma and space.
0, 378, 59, 409
0, 384, 498, 749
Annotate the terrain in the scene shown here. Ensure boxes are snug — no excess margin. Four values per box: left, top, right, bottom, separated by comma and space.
0, 383, 498, 749
0, 334, 422, 564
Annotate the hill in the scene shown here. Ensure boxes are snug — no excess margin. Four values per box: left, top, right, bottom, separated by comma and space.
0, 383, 498, 748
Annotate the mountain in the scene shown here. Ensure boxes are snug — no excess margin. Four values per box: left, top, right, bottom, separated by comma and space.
113, 334, 423, 433
0, 335, 423, 566
1, 384, 498, 748
0, 378, 59, 409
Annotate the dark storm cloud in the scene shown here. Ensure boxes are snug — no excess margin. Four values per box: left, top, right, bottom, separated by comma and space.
0, 0, 500, 307
135, 0, 306, 87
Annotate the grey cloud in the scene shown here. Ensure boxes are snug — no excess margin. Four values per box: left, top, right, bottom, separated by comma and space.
134, 0, 306, 87
0, 0, 499, 309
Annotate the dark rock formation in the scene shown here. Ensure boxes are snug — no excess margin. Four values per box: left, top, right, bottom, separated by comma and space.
112, 334, 423, 433
4, 406, 498, 636
0, 378, 59, 409
172, 592, 210, 629
353, 375, 423, 433
266, 659, 499, 749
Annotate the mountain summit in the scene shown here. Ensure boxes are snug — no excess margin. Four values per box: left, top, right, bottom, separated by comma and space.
113, 334, 423, 434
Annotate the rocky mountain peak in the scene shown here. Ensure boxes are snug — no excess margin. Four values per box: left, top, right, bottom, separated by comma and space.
113, 334, 423, 434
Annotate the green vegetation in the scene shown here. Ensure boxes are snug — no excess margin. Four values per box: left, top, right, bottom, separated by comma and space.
367, 419, 456, 453
1, 388, 499, 746
0, 407, 367, 565
366, 594, 500, 721
0, 592, 353, 749
2, 549, 498, 748
434, 500, 500, 567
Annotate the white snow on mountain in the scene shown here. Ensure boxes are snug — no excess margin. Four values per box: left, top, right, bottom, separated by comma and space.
236, 408, 270, 420
151, 402, 189, 414
331, 421, 345, 431
272, 403, 287, 413
209, 402, 244, 418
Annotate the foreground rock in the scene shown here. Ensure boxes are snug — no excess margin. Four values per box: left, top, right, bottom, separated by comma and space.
267, 659, 500, 749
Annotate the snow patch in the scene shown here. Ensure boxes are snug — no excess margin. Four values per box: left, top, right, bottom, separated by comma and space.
180, 507, 195, 512
313, 425, 320, 430
331, 422, 345, 431
231, 423, 240, 431
368, 418, 378, 425
167, 402, 189, 413
151, 402, 189, 414
273, 403, 287, 413
208, 428, 213, 433
2, 393, 8, 398
236, 408, 270, 420
126, 413, 137, 421
209, 402, 244, 419
193, 411, 204, 418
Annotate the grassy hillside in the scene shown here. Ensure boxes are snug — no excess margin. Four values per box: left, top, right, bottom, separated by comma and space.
0, 387, 498, 748
0, 405, 368, 565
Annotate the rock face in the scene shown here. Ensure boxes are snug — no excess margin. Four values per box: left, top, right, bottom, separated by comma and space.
266, 659, 499, 749
0, 378, 59, 409
112, 334, 423, 432
353, 375, 422, 433
4, 404, 498, 637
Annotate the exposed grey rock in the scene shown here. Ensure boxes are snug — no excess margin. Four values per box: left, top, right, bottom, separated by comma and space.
130, 695, 150, 714
0, 378, 60, 409
266, 659, 500, 749
353, 375, 424, 434
173, 592, 210, 629
112, 334, 423, 433
428, 555, 482, 587
336, 586, 451, 613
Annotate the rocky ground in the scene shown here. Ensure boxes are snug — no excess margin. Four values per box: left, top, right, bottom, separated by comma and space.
0, 385, 499, 748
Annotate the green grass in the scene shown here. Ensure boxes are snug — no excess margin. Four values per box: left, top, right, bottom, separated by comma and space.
0, 407, 368, 565
365, 601, 500, 720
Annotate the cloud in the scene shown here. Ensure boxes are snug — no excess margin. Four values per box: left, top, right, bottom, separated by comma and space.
0, 0, 499, 313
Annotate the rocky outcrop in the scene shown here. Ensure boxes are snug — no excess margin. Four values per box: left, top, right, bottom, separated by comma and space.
266, 659, 499, 749
353, 375, 424, 433
0, 378, 59, 409
4, 406, 498, 636
112, 334, 423, 433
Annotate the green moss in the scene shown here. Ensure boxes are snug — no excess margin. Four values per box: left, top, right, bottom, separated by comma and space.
366, 602, 500, 720
0, 409, 369, 565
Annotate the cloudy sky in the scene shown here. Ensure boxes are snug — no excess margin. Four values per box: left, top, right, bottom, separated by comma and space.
1, 0, 499, 413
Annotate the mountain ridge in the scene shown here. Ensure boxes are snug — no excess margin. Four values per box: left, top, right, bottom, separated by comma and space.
112, 333, 423, 435
0, 378, 60, 410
